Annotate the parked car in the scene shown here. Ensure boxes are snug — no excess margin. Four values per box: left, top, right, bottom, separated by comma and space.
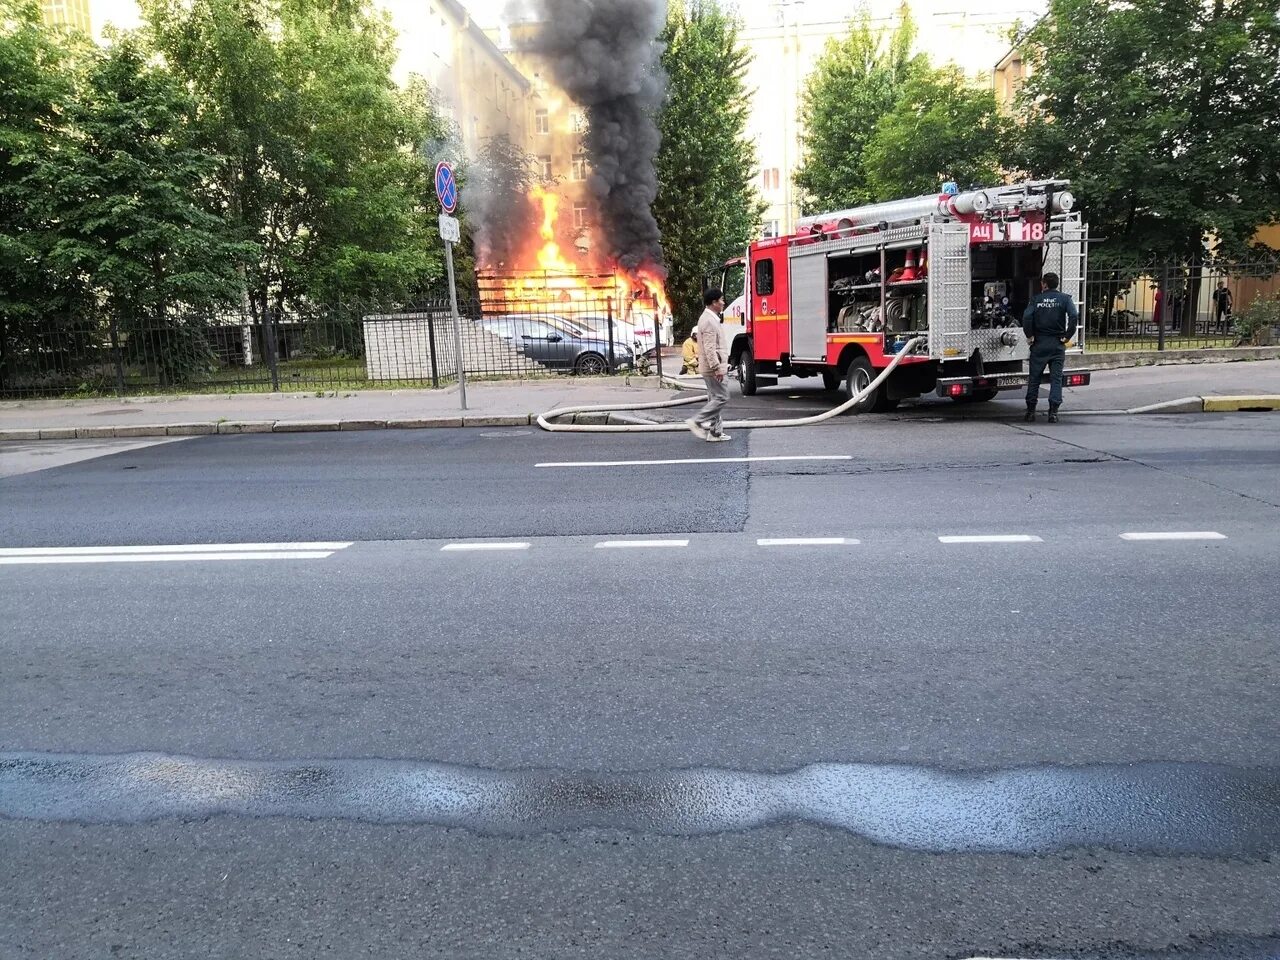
577, 315, 655, 357
481, 316, 634, 374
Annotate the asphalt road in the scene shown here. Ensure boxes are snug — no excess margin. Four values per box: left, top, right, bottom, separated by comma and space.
2, 415, 1279, 959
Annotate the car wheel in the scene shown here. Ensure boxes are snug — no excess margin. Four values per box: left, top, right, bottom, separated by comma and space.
738, 350, 758, 396
574, 352, 607, 375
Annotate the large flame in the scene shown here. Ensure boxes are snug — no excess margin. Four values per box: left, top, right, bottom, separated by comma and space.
478, 185, 671, 327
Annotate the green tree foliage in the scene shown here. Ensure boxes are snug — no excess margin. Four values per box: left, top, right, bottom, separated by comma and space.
793, 11, 924, 214
654, 0, 764, 335
35, 37, 250, 383
1014, 0, 1280, 264
142, 0, 443, 314
862, 68, 1008, 199
0, 0, 92, 389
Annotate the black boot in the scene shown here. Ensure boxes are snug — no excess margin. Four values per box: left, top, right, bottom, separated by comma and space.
1047, 405, 1060, 423
1024, 405, 1036, 422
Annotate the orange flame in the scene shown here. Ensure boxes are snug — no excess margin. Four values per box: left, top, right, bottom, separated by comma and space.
478, 185, 671, 328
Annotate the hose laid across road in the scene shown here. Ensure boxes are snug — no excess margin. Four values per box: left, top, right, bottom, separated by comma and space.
536, 337, 924, 433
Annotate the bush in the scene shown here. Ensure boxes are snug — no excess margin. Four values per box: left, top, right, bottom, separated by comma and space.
1233, 294, 1280, 346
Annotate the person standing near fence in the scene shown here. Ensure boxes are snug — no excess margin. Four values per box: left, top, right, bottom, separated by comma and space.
686, 288, 731, 442
1212, 281, 1233, 333
1023, 272, 1079, 424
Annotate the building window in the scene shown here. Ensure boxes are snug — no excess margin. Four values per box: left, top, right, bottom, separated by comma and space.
760, 220, 780, 239
573, 203, 588, 229
538, 155, 553, 180
535, 109, 550, 135
571, 110, 587, 133
571, 154, 588, 181
761, 168, 781, 191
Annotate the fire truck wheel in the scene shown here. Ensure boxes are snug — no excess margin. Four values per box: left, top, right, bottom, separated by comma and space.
574, 352, 608, 375
738, 351, 758, 396
843, 357, 878, 412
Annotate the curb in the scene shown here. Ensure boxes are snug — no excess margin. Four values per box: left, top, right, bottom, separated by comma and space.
3, 396, 1278, 443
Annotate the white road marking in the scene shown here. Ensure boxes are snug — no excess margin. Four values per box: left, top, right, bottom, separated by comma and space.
756, 537, 858, 546
536, 455, 853, 468
1120, 531, 1227, 541
0, 542, 352, 556
0, 551, 336, 565
440, 542, 531, 552
594, 539, 689, 549
938, 535, 1044, 544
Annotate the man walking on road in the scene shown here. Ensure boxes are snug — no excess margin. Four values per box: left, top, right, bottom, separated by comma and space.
687, 288, 731, 441
1023, 272, 1079, 423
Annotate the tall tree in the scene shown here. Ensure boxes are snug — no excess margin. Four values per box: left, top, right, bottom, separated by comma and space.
862, 67, 1008, 200
141, 0, 443, 315
793, 9, 925, 214
0, 0, 92, 391
1014, 0, 1280, 265
36, 37, 250, 384
654, 0, 764, 334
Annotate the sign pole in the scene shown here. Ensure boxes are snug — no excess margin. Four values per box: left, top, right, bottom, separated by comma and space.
445, 237, 467, 410
434, 160, 466, 410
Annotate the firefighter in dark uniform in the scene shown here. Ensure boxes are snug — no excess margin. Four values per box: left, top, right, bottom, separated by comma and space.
1022, 272, 1079, 423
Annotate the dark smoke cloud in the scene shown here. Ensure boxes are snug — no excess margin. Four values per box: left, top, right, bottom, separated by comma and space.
463, 134, 538, 269
523, 0, 667, 273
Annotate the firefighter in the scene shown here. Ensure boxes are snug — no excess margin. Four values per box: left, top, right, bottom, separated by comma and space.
1022, 272, 1079, 423
681, 327, 699, 375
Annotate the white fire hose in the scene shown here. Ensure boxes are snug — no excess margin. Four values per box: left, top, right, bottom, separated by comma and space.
537, 337, 924, 432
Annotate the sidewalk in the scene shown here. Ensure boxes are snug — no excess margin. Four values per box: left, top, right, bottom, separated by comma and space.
3, 359, 1279, 441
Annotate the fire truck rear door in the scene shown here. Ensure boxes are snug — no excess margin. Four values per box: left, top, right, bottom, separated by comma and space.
788, 250, 827, 360
1044, 220, 1088, 354
927, 221, 972, 360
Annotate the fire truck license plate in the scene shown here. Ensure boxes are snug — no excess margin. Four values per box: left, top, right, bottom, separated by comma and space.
970, 221, 1046, 244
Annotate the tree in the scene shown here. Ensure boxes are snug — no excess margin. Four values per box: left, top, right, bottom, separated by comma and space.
1014, 0, 1280, 265
36, 37, 250, 384
793, 10, 925, 214
141, 0, 444, 317
0, 0, 93, 391
654, 0, 764, 334
862, 67, 1008, 200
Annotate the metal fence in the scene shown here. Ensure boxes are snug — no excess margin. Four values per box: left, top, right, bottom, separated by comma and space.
0, 295, 672, 399
3, 259, 1276, 399
1084, 259, 1280, 352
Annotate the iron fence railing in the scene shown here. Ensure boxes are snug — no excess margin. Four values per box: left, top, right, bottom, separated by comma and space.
1084, 259, 1280, 352
0, 296, 672, 399
2, 259, 1276, 399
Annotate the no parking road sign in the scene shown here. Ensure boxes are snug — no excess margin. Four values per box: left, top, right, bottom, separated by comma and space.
435, 161, 458, 214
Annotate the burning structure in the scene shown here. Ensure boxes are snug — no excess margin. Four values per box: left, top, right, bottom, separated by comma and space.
461, 0, 672, 342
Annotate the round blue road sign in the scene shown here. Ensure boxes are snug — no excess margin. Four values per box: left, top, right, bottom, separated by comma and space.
435, 161, 458, 214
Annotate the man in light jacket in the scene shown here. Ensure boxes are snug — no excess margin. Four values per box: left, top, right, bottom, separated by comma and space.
687, 288, 731, 441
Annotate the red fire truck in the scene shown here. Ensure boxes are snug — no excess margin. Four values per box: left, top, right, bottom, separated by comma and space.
716, 180, 1092, 411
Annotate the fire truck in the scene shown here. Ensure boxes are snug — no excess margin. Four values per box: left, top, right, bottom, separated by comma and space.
716, 180, 1091, 411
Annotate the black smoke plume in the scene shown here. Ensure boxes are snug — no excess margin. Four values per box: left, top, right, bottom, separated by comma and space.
523, 0, 667, 273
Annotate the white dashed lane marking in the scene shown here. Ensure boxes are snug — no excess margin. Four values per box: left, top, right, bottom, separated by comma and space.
440, 542, 531, 552
594, 540, 690, 549
0, 542, 352, 565
535, 455, 853, 468
1119, 531, 1227, 541
938, 535, 1044, 544
756, 538, 857, 547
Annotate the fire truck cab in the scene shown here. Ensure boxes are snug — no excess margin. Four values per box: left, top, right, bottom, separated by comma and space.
717, 180, 1091, 411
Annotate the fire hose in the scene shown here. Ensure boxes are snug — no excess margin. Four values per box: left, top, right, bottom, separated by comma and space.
536, 337, 923, 433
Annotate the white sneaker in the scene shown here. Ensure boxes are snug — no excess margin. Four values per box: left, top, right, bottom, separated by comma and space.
686, 418, 709, 440
705, 432, 731, 442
